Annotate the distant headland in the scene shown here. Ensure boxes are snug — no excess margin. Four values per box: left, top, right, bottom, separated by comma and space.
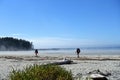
0, 37, 33, 51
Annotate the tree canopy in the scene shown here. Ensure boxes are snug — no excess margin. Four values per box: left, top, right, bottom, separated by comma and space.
0, 37, 33, 51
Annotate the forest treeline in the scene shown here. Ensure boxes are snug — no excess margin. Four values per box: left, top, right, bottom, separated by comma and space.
0, 37, 33, 51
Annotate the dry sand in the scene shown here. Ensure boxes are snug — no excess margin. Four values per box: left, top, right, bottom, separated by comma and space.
0, 55, 120, 80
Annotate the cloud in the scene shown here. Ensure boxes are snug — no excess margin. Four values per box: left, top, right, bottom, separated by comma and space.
10, 33, 30, 39
29, 37, 102, 48
12, 34, 21, 36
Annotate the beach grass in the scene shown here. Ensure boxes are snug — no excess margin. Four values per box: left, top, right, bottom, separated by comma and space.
9, 64, 73, 80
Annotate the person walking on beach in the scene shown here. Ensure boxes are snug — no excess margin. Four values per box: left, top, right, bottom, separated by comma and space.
35, 49, 38, 57
76, 48, 80, 58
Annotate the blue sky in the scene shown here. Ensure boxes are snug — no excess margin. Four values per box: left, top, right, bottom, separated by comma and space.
0, 0, 120, 48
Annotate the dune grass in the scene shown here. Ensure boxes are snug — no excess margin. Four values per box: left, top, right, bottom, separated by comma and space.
9, 64, 73, 80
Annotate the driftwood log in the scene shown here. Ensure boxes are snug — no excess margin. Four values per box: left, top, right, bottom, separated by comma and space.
50, 59, 73, 65
88, 69, 111, 80
89, 74, 108, 80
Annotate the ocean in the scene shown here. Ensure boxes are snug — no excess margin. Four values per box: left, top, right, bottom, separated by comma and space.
0, 47, 120, 56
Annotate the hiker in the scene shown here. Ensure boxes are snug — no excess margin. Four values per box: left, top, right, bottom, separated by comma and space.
35, 49, 38, 57
76, 48, 80, 58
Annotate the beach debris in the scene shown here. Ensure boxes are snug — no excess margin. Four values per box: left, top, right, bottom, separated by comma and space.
50, 58, 73, 65
88, 74, 108, 80
87, 69, 111, 80
74, 69, 111, 80
3, 56, 23, 60
88, 69, 111, 76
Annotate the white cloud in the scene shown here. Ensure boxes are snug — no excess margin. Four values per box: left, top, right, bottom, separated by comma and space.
12, 34, 21, 36
11, 33, 28, 37
9, 33, 32, 40
29, 37, 103, 48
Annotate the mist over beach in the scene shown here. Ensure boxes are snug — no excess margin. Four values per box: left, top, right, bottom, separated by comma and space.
0, 47, 120, 56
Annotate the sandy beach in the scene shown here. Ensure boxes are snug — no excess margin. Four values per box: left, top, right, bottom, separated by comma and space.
0, 54, 120, 80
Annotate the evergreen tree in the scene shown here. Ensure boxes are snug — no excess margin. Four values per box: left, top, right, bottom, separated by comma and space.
0, 37, 33, 51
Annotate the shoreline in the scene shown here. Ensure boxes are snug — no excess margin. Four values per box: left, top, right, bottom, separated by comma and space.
0, 55, 120, 61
